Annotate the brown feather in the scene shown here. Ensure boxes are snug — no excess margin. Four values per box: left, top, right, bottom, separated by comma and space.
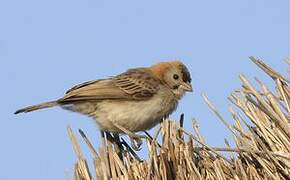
15, 101, 58, 114
59, 79, 130, 103
150, 61, 191, 83
115, 68, 160, 98
59, 68, 160, 103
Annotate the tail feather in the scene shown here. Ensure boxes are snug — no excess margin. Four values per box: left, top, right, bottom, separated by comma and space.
15, 101, 58, 114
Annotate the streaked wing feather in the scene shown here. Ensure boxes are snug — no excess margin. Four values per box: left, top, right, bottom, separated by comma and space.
59, 79, 130, 103
114, 68, 160, 99
59, 68, 160, 103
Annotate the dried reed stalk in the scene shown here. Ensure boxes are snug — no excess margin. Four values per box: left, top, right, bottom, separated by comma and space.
68, 57, 290, 180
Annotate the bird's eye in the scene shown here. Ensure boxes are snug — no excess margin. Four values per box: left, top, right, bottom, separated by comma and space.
173, 74, 179, 80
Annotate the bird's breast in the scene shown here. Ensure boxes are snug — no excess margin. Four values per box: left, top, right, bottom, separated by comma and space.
91, 90, 178, 132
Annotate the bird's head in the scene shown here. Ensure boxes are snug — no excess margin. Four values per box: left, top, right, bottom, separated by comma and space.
150, 61, 192, 98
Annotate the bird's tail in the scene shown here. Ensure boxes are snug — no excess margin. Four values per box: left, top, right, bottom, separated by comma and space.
15, 101, 58, 114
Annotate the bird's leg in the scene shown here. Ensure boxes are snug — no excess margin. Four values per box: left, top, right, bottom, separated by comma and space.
112, 133, 122, 147
112, 133, 124, 160
113, 122, 146, 151
103, 132, 124, 161
129, 137, 143, 151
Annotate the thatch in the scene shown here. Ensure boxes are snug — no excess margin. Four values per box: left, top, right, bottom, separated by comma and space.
67, 57, 290, 180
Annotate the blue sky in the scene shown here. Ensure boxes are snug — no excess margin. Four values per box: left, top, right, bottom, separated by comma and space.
1, 0, 289, 179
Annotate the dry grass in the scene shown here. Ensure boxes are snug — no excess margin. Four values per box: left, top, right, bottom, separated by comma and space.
67, 57, 290, 180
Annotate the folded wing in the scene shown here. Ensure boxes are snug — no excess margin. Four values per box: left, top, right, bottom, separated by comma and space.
58, 68, 160, 104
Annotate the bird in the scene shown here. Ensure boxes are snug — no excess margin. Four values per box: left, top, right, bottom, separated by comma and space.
15, 61, 192, 145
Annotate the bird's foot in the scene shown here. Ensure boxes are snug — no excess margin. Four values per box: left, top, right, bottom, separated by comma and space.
129, 136, 143, 151
113, 123, 146, 151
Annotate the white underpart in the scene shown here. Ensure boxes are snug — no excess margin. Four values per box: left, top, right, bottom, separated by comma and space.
95, 97, 167, 132
88, 90, 177, 132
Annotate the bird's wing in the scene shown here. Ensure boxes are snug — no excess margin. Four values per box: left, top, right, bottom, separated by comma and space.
114, 68, 160, 99
65, 79, 105, 94
59, 68, 160, 103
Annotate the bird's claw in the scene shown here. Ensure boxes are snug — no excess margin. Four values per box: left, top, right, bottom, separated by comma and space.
130, 136, 143, 151
113, 122, 147, 151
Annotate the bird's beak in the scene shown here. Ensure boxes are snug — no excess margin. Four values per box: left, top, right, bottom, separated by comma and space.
180, 82, 193, 92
